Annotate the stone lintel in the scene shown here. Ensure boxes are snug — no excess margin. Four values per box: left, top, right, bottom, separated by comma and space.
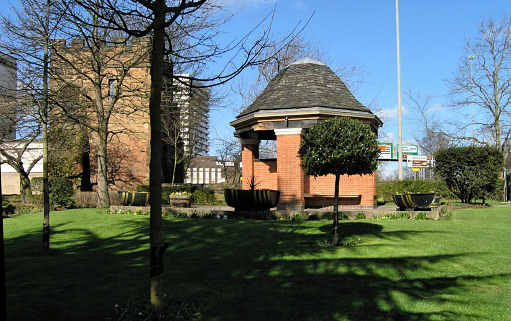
274, 128, 302, 136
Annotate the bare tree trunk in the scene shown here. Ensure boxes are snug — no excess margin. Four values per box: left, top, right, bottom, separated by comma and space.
42, 119, 50, 248
96, 132, 110, 208
149, 3, 167, 319
0, 164, 6, 320
171, 139, 178, 185
42, 0, 50, 251
80, 128, 92, 191
332, 173, 340, 245
19, 173, 32, 204
495, 121, 501, 151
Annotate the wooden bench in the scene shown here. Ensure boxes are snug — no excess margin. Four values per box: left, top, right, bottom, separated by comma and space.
304, 194, 362, 208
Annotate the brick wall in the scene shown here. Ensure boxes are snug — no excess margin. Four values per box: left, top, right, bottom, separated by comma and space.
306, 173, 376, 206
276, 132, 304, 206
239, 129, 377, 209
241, 144, 255, 190
253, 159, 277, 190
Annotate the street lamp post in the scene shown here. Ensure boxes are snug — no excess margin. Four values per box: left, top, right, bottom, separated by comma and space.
395, 0, 403, 180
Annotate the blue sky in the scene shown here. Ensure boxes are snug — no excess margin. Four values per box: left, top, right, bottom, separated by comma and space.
209, 0, 511, 157
1, 0, 510, 161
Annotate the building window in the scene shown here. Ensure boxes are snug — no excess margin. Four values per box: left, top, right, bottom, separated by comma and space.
108, 79, 116, 100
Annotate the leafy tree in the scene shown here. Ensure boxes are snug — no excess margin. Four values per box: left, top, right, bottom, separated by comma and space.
299, 117, 380, 245
435, 146, 503, 203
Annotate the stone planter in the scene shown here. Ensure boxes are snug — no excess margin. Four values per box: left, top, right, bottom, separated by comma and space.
118, 191, 149, 206
224, 189, 280, 211
392, 193, 436, 211
169, 194, 192, 208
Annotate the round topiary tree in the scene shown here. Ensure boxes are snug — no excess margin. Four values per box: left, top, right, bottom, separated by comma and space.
299, 117, 380, 245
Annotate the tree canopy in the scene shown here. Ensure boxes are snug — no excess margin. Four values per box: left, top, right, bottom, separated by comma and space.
299, 117, 380, 177
299, 117, 379, 245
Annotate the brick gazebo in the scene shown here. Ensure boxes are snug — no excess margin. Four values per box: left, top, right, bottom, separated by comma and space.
230, 58, 382, 210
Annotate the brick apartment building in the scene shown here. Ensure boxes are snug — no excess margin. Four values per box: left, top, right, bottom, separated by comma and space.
0, 52, 16, 139
231, 58, 382, 209
0, 52, 44, 195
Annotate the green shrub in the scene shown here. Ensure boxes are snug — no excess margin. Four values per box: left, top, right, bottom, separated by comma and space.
30, 177, 75, 209
377, 179, 454, 203
192, 189, 216, 205
291, 213, 305, 224
48, 177, 74, 208
435, 146, 503, 203
15, 205, 40, 215
439, 206, 452, 219
414, 212, 428, 220
486, 178, 505, 201
137, 184, 207, 204
374, 212, 409, 220
340, 236, 362, 248
376, 197, 385, 206
2, 201, 15, 215
31, 177, 44, 193
356, 212, 366, 220
398, 211, 410, 219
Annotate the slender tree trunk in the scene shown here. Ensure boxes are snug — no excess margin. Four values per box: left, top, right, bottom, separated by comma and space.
42, 0, 51, 251
80, 129, 92, 191
0, 164, 5, 320
149, 3, 167, 319
19, 173, 32, 204
96, 132, 110, 208
495, 120, 501, 151
171, 138, 178, 185
332, 173, 340, 245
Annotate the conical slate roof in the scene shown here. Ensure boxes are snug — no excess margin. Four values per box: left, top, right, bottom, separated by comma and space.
237, 58, 371, 118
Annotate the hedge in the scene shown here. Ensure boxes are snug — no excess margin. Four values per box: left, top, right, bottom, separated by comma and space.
376, 179, 455, 203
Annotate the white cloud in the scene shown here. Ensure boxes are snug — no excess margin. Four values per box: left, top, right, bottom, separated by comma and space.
376, 104, 407, 121
379, 131, 394, 142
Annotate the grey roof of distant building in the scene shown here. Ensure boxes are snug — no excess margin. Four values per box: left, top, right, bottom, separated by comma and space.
237, 59, 372, 118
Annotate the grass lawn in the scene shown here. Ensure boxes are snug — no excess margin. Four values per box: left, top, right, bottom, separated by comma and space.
4, 207, 511, 321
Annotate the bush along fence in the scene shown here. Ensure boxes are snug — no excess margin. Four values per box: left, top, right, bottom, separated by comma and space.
136, 183, 220, 205
31, 177, 75, 209
376, 179, 454, 205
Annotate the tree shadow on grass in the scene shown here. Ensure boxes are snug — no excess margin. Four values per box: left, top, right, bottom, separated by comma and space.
155, 219, 499, 321
3, 215, 507, 321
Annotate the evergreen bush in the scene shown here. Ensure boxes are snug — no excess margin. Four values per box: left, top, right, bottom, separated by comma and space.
49, 177, 75, 209
435, 146, 503, 203
30, 177, 75, 209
